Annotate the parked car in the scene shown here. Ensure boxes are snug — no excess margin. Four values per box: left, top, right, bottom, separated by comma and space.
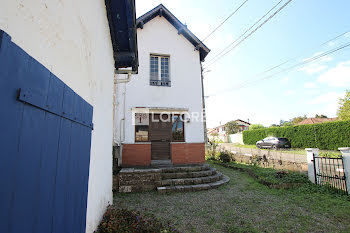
256, 137, 291, 150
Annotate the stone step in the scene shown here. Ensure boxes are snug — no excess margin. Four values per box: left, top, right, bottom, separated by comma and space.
160, 164, 210, 173
151, 160, 172, 167
160, 172, 223, 186
161, 168, 216, 179
157, 175, 230, 193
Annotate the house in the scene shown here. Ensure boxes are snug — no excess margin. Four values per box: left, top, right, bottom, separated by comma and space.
235, 119, 251, 131
208, 119, 250, 142
114, 4, 210, 166
208, 119, 251, 136
296, 117, 337, 125
0, 1, 137, 233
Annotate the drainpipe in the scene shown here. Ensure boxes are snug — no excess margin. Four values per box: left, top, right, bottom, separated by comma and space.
113, 70, 136, 166
200, 64, 208, 145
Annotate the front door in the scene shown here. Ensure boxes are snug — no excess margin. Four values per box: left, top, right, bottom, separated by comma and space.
150, 114, 172, 160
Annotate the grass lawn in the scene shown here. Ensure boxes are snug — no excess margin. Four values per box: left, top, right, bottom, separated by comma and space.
114, 162, 350, 233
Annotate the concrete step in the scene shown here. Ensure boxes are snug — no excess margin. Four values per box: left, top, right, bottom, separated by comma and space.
161, 172, 223, 186
151, 160, 172, 167
160, 164, 210, 173
157, 175, 230, 193
161, 168, 216, 179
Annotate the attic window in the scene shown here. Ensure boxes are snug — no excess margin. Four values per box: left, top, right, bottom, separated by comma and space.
150, 55, 171, 87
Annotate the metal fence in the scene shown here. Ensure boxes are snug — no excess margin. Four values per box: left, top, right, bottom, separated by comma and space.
313, 154, 347, 194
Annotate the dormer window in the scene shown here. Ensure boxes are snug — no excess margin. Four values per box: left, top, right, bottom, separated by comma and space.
150, 54, 171, 87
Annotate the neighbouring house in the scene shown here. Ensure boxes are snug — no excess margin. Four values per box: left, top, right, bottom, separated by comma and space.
0, 1, 137, 233
208, 119, 250, 142
296, 117, 337, 125
114, 4, 210, 166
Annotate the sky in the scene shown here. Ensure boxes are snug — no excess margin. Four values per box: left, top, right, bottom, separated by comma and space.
135, 0, 350, 127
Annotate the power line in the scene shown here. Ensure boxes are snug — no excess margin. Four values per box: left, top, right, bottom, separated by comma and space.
204, 0, 293, 69
201, 0, 249, 42
234, 29, 350, 87
209, 41, 350, 96
204, 0, 284, 66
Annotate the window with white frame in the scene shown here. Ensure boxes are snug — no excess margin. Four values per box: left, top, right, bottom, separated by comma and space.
150, 55, 171, 87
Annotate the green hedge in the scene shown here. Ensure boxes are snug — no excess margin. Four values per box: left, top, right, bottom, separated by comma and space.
243, 120, 350, 150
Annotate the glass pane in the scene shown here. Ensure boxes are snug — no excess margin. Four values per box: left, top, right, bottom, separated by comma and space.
172, 115, 184, 141
135, 125, 149, 142
150, 56, 159, 80
161, 57, 169, 81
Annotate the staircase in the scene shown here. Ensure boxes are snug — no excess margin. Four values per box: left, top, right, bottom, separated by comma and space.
156, 164, 230, 193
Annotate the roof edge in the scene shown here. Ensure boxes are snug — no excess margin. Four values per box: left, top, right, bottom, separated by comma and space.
136, 4, 210, 61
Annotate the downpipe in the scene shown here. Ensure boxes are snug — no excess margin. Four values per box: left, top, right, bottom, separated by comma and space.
113, 70, 136, 166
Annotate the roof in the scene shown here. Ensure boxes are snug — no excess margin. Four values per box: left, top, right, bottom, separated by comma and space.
235, 119, 251, 125
105, 0, 139, 71
296, 117, 337, 125
211, 119, 251, 130
136, 4, 210, 62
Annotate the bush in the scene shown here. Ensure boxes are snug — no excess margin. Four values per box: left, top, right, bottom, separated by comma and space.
205, 149, 219, 161
218, 150, 233, 163
243, 120, 350, 150
97, 206, 178, 233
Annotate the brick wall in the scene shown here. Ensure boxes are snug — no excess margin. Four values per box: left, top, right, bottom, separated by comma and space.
171, 143, 205, 164
122, 144, 151, 166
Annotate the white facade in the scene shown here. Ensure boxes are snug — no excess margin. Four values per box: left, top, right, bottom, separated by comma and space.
0, 1, 114, 232
115, 16, 205, 145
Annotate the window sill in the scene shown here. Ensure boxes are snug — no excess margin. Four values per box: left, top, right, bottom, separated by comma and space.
150, 80, 171, 87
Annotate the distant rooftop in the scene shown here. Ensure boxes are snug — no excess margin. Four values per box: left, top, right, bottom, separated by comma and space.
296, 117, 337, 125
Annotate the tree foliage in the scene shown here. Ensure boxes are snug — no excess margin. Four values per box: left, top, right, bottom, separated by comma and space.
337, 90, 350, 121
315, 114, 328, 118
225, 121, 239, 134
243, 120, 350, 150
292, 115, 307, 125
249, 124, 266, 130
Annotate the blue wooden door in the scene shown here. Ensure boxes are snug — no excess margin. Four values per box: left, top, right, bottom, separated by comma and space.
0, 30, 93, 233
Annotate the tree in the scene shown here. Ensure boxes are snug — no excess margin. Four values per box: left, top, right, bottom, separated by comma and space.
281, 121, 293, 127
225, 121, 239, 134
337, 90, 350, 121
292, 115, 307, 125
249, 124, 265, 130
315, 114, 328, 118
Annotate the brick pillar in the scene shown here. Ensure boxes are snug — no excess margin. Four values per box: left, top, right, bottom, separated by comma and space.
305, 148, 319, 184
339, 147, 350, 194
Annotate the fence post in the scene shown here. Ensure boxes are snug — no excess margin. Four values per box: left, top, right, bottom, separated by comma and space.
305, 148, 319, 184
339, 147, 350, 194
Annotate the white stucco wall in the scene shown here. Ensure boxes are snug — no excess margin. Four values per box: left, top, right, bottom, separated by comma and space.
0, 1, 114, 232
115, 16, 204, 145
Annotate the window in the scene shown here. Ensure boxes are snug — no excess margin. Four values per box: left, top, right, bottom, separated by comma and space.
150, 55, 171, 87
135, 113, 149, 142
135, 125, 149, 142
172, 115, 184, 141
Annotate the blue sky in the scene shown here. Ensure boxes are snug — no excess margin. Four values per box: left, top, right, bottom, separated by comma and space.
136, 0, 350, 127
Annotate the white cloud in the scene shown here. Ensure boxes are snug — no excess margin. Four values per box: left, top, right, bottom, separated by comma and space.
298, 64, 328, 74
345, 32, 350, 38
281, 77, 289, 84
284, 90, 295, 96
298, 53, 333, 75
309, 92, 342, 105
308, 92, 344, 117
303, 82, 317, 89
317, 60, 350, 87
328, 41, 336, 47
